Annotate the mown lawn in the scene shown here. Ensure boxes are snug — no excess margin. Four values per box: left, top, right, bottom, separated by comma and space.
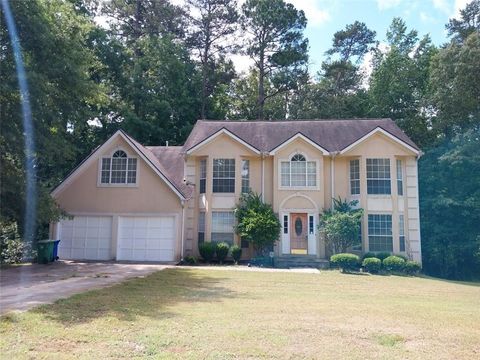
1, 268, 479, 359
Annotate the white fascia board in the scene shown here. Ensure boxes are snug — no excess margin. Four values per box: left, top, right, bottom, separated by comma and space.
339, 127, 420, 155
186, 128, 261, 155
269, 133, 329, 156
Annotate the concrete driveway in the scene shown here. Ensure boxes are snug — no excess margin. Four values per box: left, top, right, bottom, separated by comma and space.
0, 260, 170, 314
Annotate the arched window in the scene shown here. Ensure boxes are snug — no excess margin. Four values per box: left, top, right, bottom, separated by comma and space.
280, 153, 316, 187
100, 149, 137, 185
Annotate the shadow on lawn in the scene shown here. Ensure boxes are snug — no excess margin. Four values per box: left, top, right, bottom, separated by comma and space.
31, 268, 238, 325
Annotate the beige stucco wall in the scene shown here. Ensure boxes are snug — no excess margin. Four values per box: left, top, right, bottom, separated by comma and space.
53, 136, 184, 260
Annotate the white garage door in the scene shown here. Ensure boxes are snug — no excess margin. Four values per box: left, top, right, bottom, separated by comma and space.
58, 216, 113, 260
117, 216, 176, 262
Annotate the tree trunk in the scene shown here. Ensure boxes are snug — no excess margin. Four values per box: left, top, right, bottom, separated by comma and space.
257, 49, 265, 120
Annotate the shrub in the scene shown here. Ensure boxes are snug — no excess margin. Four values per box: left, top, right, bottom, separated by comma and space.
319, 198, 363, 254
330, 253, 360, 272
235, 192, 281, 255
376, 252, 392, 261
362, 257, 381, 273
362, 252, 377, 260
184, 255, 197, 265
404, 260, 422, 275
383, 255, 406, 272
199, 242, 216, 262
215, 242, 230, 263
0, 222, 35, 264
231, 245, 242, 264
394, 254, 409, 261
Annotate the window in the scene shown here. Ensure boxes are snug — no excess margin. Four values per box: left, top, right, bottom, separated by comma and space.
241, 159, 250, 193
352, 222, 363, 251
396, 159, 403, 196
350, 159, 360, 195
198, 212, 205, 245
399, 214, 405, 252
368, 214, 393, 252
280, 154, 316, 187
283, 215, 288, 234
213, 159, 235, 193
309, 215, 314, 235
367, 158, 391, 195
100, 150, 137, 185
211, 211, 235, 244
199, 159, 206, 194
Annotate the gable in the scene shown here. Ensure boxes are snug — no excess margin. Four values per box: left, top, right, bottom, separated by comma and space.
54, 141, 181, 213
274, 136, 327, 159
51, 131, 185, 200
187, 131, 260, 157
340, 131, 418, 157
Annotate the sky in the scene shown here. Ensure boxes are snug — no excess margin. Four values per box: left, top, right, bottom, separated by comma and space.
231, 0, 470, 74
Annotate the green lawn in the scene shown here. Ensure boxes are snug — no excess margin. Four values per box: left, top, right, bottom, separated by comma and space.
1, 268, 479, 359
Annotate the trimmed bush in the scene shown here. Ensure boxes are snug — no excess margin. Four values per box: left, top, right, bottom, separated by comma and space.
383, 255, 406, 272
184, 255, 197, 265
394, 254, 409, 261
376, 252, 392, 261
362, 257, 381, 273
231, 245, 242, 264
404, 260, 422, 275
362, 252, 377, 260
215, 242, 230, 263
330, 253, 360, 272
199, 242, 216, 262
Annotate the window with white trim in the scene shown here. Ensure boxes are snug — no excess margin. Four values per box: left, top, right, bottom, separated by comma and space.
213, 159, 235, 193
280, 154, 316, 187
241, 159, 250, 194
199, 159, 206, 194
396, 159, 403, 196
368, 214, 393, 252
100, 150, 137, 185
283, 215, 288, 234
309, 215, 314, 235
350, 159, 360, 195
399, 214, 405, 252
367, 158, 391, 195
211, 211, 235, 244
198, 212, 205, 245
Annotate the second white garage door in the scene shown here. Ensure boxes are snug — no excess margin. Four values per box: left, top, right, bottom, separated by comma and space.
117, 216, 176, 262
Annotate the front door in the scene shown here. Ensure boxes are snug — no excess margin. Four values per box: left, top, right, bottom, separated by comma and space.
290, 213, 308, 255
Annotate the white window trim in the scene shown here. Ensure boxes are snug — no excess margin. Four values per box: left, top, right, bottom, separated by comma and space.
367, 212, 394, 252
396, 158, 404, 197
97, 148, 139, 187
277, 152, 321, 191
349, 157, 361, 198
212, 158, 236, 193
366, 158, 392, 195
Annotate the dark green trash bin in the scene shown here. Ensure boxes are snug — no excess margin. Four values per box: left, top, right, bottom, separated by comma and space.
37, 240, 55, 264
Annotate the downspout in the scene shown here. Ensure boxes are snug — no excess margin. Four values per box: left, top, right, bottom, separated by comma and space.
330, 152, 339, 209
180, 199, 185, 261
261, 152, 265, 201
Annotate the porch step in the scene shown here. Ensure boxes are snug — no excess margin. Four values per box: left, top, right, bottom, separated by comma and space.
275, 255, 330, 269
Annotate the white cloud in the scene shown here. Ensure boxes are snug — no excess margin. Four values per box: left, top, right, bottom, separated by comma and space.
432, 0, 451, 15
287, 0, 330, 26
377, 0, 402, 11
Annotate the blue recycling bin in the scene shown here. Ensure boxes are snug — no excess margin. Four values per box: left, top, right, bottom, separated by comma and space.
52, 240, 60, 261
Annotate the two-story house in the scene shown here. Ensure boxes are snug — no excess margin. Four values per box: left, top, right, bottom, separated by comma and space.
51, 119, 422, 264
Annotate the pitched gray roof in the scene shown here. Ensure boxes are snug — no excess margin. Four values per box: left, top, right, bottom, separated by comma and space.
182, 119, 419, 153
121, 119, 419, 199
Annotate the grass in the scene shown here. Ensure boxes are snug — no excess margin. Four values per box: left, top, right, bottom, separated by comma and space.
1, 268, 479, 359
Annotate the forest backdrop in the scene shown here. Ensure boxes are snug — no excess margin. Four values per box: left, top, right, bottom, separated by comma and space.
1, 0, 479, 279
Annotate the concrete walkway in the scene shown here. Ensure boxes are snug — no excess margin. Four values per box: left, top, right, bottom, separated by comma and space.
0, 261, 169, 314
